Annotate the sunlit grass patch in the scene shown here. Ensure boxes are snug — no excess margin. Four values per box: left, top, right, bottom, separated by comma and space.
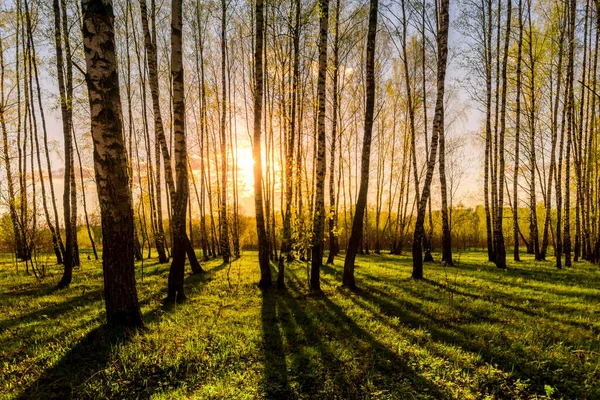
1, 250, 599, 399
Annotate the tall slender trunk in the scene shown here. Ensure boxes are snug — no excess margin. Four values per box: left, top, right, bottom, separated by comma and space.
53, 0, 72, 276
310, 0, 330, 291
412, 0, 450, 279
590, 1, 599, 259
131, 11, 157, 260
280, 0, 301, 283
134, 119, 151, 259
62, 0, 79, 268
124, 0, 142, 262
422, 2, 434, 262
484, 0, 494, 261
437, 0, 452, 266
14, 0, 29, 262
20, 3, 31, 269
81, 0, 143, 328
228, 66, 240, 259
326, 0, 341, 265
541, 3, 565, 261
493, 0, 511, 269
139, 0, 169, 263
556, 7, 568, 269
195, 3, 210, 261
526, 0, 540, 260
583, 6, 596, 261
439, 96, 452, 264
167, 0, 196, 302
0, 38, 24, 263
401, 0, 420, 236
28, 70, 38, 276
30, 65, 62, 270
254, 0, 271, 288
513, 0, 523, 261
564, 0, 576, 268
219, 0, 231, 263
25, 0, 65, 269
73, 131, 98, 260
342, 0, 378, 289
491, 0, 502, 260
574, 0, 590, 262
30, 0, 66, 259
25, 27, 61, 272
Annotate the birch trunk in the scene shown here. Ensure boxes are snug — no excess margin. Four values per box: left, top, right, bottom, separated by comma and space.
81, 0, 143, 327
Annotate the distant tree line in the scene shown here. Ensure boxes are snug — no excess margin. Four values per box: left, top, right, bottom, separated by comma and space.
0, 0, 599, 328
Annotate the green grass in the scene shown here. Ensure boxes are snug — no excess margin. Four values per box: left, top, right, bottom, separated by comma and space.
1, 249, 599, 399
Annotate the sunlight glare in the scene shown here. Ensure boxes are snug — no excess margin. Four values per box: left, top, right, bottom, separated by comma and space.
237, 148, 255, 187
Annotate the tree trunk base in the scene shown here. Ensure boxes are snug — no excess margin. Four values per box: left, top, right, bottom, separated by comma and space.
186, 236, 205, 274
423, 251, 434, 262
56, 279, 70, 289
164, 292, 187, 305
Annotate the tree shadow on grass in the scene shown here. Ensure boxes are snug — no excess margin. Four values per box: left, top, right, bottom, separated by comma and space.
323, 254, 599, 397
467, 272, 600, 303
259, 270, 450, 399
453, 256, 600, 288
0, 283, 59, 299
418, 278, 599, 333
277, 285, 355, 397
137, 265, 168, 278
260, 289, 292, 399
0, 289, 104, 333
506, 264, 600, 287
208, 261, 230, 273
16, 322, 197, 398
260, 261, 359, 398
16, 326, 135, 400
354, 280, 596, 399
314, 291, 452, 399
13, 278, 213, 399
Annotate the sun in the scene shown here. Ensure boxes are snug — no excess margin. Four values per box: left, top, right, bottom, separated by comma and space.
236, 147, 255, 188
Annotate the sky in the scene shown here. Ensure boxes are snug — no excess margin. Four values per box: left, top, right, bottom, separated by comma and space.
2, 0, 486, 221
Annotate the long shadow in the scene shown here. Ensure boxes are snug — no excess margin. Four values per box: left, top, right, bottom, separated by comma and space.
421, 278, 600, 332
260, 290, 292, 399
14, 280, 212, 399
318, 295, 452, 398
473, 274, 600, 303
209, 261, 230, 273
354, 285, 531, 396
451, 280, 599, 334
284, 273, 450, 398
17, 322, 194, 399
257, 262, 356, 397
508, 264, 600, 287
0, 283, 60, 299
355, 281, 595, 399
356, 259, 599, 333
321, 263, 340, 277
136, 264, 168, 278
16, 326, 134, 400
339, 289, 478, 373
324, 257, 598, 348
277, 283, 355, 397
0, 289, 104, 333
184, 270, 211, 286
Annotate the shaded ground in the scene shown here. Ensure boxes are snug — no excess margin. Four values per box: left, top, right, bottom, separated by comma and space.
1, 250, 599, 399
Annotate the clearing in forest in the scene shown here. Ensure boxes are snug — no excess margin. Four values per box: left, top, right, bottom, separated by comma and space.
1, 251, 599, 399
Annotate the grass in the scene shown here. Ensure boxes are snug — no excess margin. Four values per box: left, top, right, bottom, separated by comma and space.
1, 249, 599, 399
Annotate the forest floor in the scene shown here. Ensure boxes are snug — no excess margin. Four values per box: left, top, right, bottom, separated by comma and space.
1, 249, 599, 399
